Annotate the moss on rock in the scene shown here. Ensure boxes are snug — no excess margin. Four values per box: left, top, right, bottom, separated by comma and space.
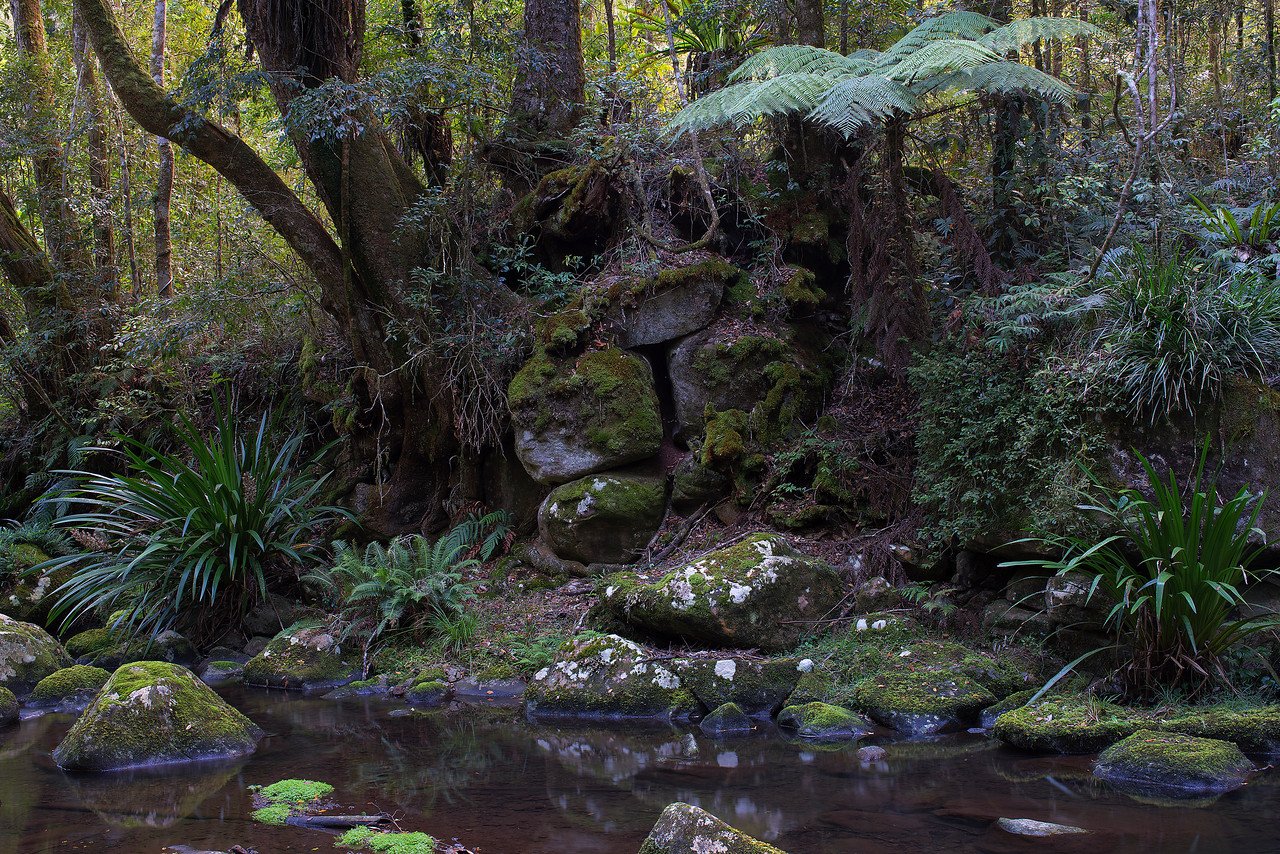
638, 802, 787, 854
65, 627, 117, 660
538, 473, 666, 564
777, 701, 870, 741
525, 633, 692, 721
30, 665, 111, 707
509, 348, 662, 484
853, 670, 996, 735
0, 685, 16, 726
243, 622, 359, 692
337, 826, 438, 853
676, 657, 802, 717
0, 613, 70, 694
600, 534, 843, 652
1094, 730, 1255, 797
53, 661, 262, 770
994, 697, 1145, 754
1161, 704, 1280, 753
700, 702, 755, 736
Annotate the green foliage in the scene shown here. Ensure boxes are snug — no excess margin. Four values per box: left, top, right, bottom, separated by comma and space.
250, 778, 334, 825
910, 347, 1102, 552
672, 11, 1094, 136
39, 399, 348, 642
314, 512, 511, 660
1015, 441, 1277, 698
337, 826, 437, 854
1089, 247, 1280, 421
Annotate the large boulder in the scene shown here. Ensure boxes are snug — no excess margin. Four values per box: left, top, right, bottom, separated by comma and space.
52, 661, 262, 770
601, 534, 843, 652
605, 258, 736, 348
243, 622, 359, 692
852, 671, 996, 736
676, 656, 802, 717
639, 802, 786, 854
777, 701, 870, 741
0, 613, 70, 694
994, 697, 1144, 754
1094, 730, 1255, 798
525, 633, 692, 721
509, 348, 663, 484
539, 473, 666, 564
0, 686, 16, 726
28, 664, 111, 710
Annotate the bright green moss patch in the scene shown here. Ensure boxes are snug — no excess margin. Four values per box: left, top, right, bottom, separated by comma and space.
994, 697, 1145, 754
30, 665, 110, 704
1161, 704, 1280, 753
777, 701, 867, 741
250, 778, 335, 826
337, 826, 437, 853
1095, 730, 1255, 795
65, 627, 117, 659
251, 803, 293, 825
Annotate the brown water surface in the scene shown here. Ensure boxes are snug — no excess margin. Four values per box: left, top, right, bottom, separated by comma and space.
0, 687, 1268, 853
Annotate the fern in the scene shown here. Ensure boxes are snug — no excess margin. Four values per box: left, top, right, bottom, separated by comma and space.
978, 17, 1099, 54
807, 76, 917, 136
884, 39, 1001, 83
728, 44, 873, 82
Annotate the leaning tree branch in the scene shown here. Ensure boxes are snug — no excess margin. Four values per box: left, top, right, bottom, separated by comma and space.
75, 0, 345, 300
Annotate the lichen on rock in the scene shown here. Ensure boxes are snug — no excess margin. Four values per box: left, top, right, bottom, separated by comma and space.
600, 533, 843, 652
638, 802, 787, 854
52, 661, 262, 770
538, 473, 666, 564
243, 621, 359, 692
525, 633, 693, 721
0, 613, 70, 694
676, 656, 801, 717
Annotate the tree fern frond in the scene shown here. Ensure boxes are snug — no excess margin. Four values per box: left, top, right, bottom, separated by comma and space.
807, 75, 918, 137
728, 44, 872, 82
979, 17, 1100, 54
672, 73, 833, 132
928, 61, 1077, 103
883, 39, 1001, 83
876, 11, 999, 66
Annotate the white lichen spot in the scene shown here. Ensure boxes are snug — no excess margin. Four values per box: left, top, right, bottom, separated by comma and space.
872, 619, 887, 630
797, 658, 814, 673
534, 667, 550, 681
599, 647, 614, 664
713, 659, 737, 680
728, 582, 752, 604
653, 667, 680, 689
855, 618, 868, 632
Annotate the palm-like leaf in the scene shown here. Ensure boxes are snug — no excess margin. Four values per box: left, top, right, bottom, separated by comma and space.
882, 38, 1001, 83
807, 76, 919, 136
925, 61, 1077, 103
979, 17, 1100, 54
728, 44, 875, 81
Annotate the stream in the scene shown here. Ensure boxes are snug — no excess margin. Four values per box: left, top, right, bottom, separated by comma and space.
0, 686, 1270, 853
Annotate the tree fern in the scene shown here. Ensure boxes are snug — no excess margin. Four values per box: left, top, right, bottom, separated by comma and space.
979, 17, 1098, 54
807, 76, 918, 137
883, 39, 1001, 83
728, 44, 873, 82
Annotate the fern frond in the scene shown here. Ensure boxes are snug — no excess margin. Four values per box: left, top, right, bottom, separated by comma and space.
876, 11, 999, 66
883, 39, 1001, 83
807, 75, 918, 136
728, 44, 873, 82
928, 61, 1076, 103
672, 73, 833, 132
979, 17, 1100, 54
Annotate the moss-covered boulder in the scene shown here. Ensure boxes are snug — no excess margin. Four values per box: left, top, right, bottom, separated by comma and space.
852, 670, 995, 735
667, 320, 826, 443
700, 702, 755, 736
538, 473, 666, 565
676, 656, 802, 717
979, 690, 1035, 729
525, 633, 693, 721
0, 613, 70, 694
606, 259, 735, 348
1161, 704, 1280, 753
70, 628, 197, 670
508, 348, 662, 485
405, 671, 451, 707
1094, 730, 1255, 798
0, 545, 70, 625
994, 697, 1144, 754
29, 665, 111, 709
777, 701, 870, 741
639, 802, 787, 854
52, 662, 262, 770
601, 534, 843, 652
65, 627, 117, 661
198, 660, 245, 687
0, 685, 16, 726
671, 456, 730, 511
243, 622, 359, 692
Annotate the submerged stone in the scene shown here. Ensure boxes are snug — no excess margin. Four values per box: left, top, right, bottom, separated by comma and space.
639, 802, 787, 854
198, 660, 245, 687
777, 701, 870, 741
852, 671, 995, 735
996, 818, 1089, 837
53, 662, 262, 770
0, 613, 70, 694
242, 622, 358, 692
676, 657, 802, 717
601, 534, 843, 652
525, 633, 692, 721
1094, 730, 1255, 798
538, 473, 666, 564
700, 702, 755, 736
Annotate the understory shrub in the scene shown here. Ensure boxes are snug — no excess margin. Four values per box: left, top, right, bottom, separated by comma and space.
38, 400, 347, 642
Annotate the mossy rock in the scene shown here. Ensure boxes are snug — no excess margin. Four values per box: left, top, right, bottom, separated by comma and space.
994, 697, 1145, 754
29, 665, 111, 708
0, 546, 69, 625
52, 662, 262, 770
979, 689, 1036, 729
65, 627, 118, 660
600, 534, 843, 652
699, 702, 756, 736
639, 802, 787, 854
0, 613, 71, 694
509, 348, 663, 485
525, 633, 693, 721
338, 827, 438, 853
777, 701, 870, 741
676, 657, 802, 717
606, 258, 737, 348
853, 670, 996, 735
199, 660, 246, 687
0, 686, 16, 726
405, 678, 451, 707
538, 473, 666, 565
75, 629, 197, 670
251, 778, 335, 825
243, 622, 359, 692
1161, 704, 1280, 753
1094, 730, 1255, 798
671, 456, 730, 511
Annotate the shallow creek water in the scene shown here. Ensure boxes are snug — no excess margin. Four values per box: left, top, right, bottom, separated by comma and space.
0, 687, 1273, 854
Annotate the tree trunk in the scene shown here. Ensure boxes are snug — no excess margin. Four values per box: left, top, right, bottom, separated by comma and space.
72, 10, 117, 289
509, 0, 585, 139
988, 0, 1023, 257
150, 0, 174, 297
795, 0, 825, 48
1267, 0, 1277, 101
